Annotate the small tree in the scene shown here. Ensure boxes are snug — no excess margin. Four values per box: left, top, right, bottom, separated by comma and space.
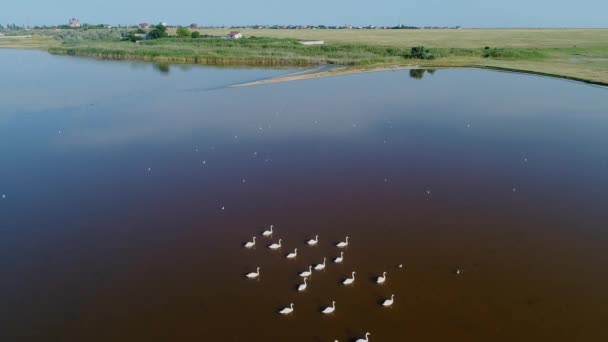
409, 46, 434, 60
147, 24, 168, 39
191, 31, 201, 38
176, 27, 191, 38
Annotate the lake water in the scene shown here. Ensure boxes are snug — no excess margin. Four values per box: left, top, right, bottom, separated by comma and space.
1, 50, 608, 342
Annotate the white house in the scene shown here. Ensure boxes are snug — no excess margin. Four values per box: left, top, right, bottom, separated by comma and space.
69, 18, 80, 28
227, 31, 243, 39
299, 40, 324, 46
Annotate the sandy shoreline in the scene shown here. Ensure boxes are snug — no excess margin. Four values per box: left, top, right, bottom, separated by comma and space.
229, 65, 422, 87
230, 64, 608, 88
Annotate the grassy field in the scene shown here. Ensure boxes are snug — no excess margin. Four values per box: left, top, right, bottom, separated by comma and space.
4, 28, 608, 85
191, 29, 608, 85
0, 35, 59, 49
194, 28, 608, 49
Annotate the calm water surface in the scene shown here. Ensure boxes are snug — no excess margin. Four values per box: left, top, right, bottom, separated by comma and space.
1, 50, 608, 342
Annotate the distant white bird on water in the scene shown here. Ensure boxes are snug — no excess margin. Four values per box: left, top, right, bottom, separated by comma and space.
245, 267, 260, 279
244, 237, 256, 248
298, 277, 308, 292
334, 251, 344, 263
336, 236, 349, 248
300, 266, 313, 278
268, 239, 282, 250
279, 303, 294, 315
314, 258, 326, 271
286, 248, 298, 259
356, 332, 371, 342
322, 301, 336, 314
382, 294, 395, 307
307, 235, 319, 246
262, 225, 274, 237
376, 272, 387, 284
342, 271, 356, 285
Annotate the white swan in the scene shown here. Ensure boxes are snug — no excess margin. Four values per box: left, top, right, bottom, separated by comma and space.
268, 239, 282, 250
382, 294, 395, 307
262, 225, 274, 237
278, 303, 294, 315
286, 248, 298, 259
355, 332, 370, 342
314, 258, 326, 271
376, 272, 387, 284
342, 271, 356, 285
244, 237, 256, 248
322, 301, 336, 314
298, 277, 308, 292
307, 235, 319, 246
334, 251, 344, 263
336, 236, 349, 248
245, 267, 260, 279
299, 266, 313, 278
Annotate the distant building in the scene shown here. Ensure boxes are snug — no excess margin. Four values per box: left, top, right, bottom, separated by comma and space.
190, 23, 199, 29
139, 23, 150, 29
69, 18, 80, 28
160, 22, 168, 27
227, 31, 243, 39
299, 40, 324, 45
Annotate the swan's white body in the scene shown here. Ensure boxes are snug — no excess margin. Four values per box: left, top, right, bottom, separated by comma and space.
279, 303, 294, 315
382, 294, 395, 307
307, 235, 319, 246
286, 248, 298, 259
314, 258, 326, 271
336, 236, 349, 248
298, 278, 308, 292
322, 301, 336, 314
268, 239, 282, 250
342, 271, 356, 285
299, 266, 313, 278
376, 272, 387, 284
262, 225, 274, 237
246, 267, 260, 279
356, 332, 370, 342
334, 252, 344, 263
244, 237, 256, 248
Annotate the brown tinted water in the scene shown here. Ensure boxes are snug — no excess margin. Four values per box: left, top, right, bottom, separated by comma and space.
1, 50, 608, 342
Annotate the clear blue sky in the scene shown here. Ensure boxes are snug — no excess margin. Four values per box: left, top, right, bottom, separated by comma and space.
2, 0, 607, 28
